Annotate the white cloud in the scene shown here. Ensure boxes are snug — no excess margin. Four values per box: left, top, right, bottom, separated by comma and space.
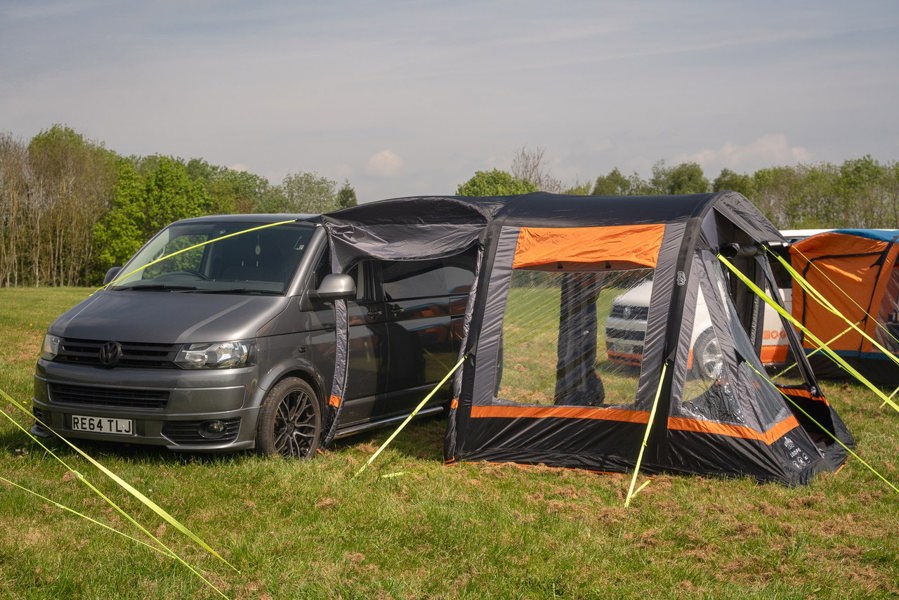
365, 150, 404, 178
677, 134, 812, 173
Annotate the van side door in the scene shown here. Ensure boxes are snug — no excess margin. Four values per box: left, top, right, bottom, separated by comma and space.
306, 254, 391, 427
378, 247, 477, 415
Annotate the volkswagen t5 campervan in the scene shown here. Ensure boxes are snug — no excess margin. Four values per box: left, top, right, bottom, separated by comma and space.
33, 214, 476, 458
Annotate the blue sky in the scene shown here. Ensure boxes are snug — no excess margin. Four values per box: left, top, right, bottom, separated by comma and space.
1, 0, 897, 202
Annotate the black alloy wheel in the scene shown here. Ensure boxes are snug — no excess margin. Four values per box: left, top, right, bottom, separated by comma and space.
256, 377, 322, 458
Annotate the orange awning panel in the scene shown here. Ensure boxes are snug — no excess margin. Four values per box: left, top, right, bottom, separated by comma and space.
513, 224, 665, 270
791, 232, 897, 353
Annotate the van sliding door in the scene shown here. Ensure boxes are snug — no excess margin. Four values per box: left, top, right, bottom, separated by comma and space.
379, 249, 478, 416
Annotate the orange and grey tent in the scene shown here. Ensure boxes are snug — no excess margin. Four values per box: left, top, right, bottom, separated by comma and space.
321, 193, 853, 484
790, 229, 899, 383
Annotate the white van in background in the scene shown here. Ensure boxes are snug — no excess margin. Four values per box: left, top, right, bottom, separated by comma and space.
604, 232, 822, 379
605, 279, 793, 379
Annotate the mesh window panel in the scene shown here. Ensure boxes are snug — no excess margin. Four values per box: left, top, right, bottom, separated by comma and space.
495, 268, 653, 408
676, 257, 791, 431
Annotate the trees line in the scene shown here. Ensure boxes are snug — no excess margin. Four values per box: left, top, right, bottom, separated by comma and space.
460, 149, 899, 230
1, 127, 897, 287
0, 125, 357, 287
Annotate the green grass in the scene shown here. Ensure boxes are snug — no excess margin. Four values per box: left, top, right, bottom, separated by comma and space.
0, 287, 897, 599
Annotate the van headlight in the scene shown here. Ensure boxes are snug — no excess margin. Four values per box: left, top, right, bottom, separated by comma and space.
175, 341, 254, 369
41, 334, 61, 360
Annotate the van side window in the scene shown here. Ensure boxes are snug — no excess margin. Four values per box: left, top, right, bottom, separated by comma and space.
380, 248, 477, 301
349, 263, 368, 301
313, 250, 371, 302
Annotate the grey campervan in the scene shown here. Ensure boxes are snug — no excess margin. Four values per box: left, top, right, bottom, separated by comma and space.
33, 214, 475, 457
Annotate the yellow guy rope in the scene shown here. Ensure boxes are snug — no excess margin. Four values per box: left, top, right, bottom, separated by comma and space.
771, 324, 855, 381
0, 221, 307, 597
1, 391, 234, 599
355, 354, 467, 477
778, 245, 899, 351
625, 361, 668, 508
0, 475, 173, 558
717, 254, 898, 413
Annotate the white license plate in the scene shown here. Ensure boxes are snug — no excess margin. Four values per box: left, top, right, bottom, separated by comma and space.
71, 415, 134, 435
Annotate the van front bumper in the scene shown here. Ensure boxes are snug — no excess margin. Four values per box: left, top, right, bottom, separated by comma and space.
32, 359, 263, 452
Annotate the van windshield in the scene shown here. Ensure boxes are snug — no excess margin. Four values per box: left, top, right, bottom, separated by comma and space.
109, 221, 315, 294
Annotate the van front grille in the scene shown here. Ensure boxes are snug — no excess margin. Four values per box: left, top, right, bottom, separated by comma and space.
48, 383, 170, 409
55, 338, 179, 369
609, 305, 649, 320
605, 328, 646, 342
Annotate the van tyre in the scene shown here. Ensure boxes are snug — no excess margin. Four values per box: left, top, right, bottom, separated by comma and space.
692, 328, 724, 381
256, 377, 322, 458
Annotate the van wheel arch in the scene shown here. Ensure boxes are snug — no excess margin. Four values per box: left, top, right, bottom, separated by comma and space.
255, 376, 324, 458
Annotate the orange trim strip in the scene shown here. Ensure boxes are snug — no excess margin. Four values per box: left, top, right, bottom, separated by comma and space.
328, 395, 342, 408
667, 415, 800, 445
607, 351, 643, 366
774, 386, 829, 405
774, 386, 814, 399
471, 405, 800, 445
470, 404, 650, 424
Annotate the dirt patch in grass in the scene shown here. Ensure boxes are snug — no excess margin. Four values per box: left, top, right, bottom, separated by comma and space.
315, 497, 338, 511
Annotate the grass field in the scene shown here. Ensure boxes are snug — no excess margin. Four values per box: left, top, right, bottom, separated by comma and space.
0, 287, 896, 599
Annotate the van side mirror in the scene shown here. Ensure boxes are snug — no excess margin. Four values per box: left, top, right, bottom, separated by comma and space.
314, 273, 356, 300
103, 266, 122, 285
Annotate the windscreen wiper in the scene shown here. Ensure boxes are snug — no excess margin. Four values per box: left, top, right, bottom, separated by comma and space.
186, 288, 283, 295
113, 284, 199, 292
